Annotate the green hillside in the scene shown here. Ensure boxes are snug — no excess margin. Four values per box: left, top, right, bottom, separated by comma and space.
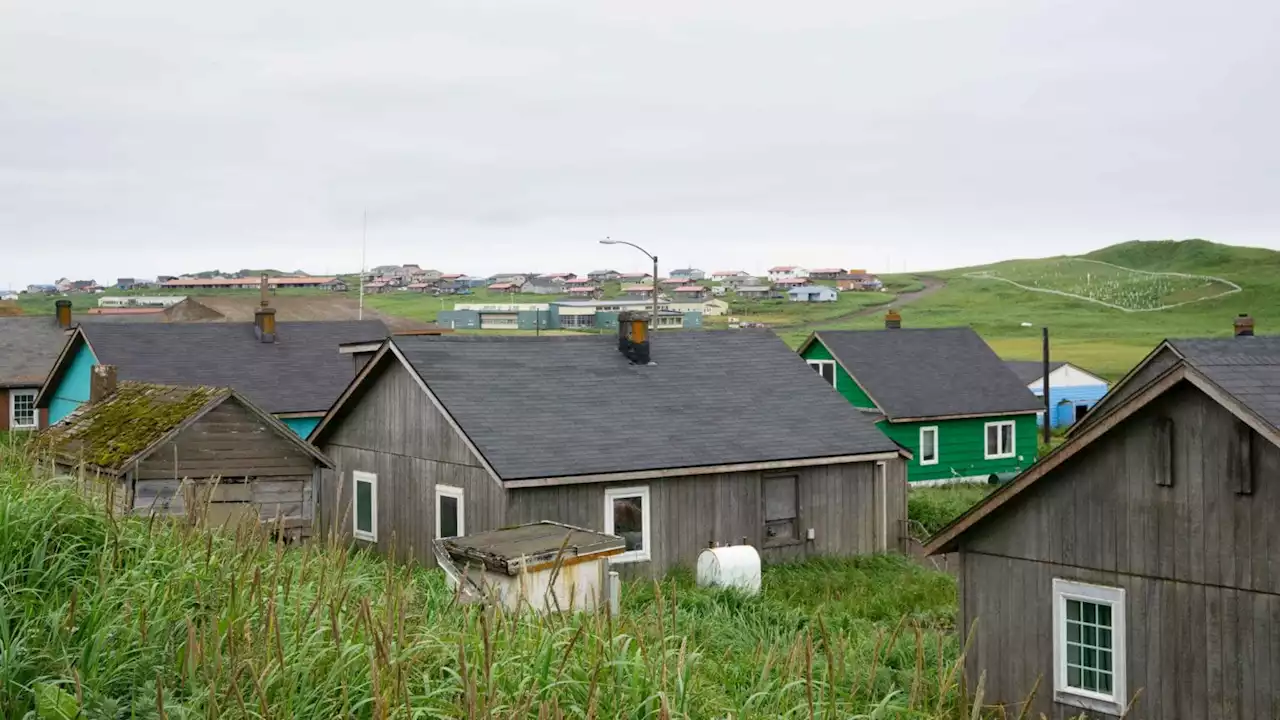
783, 239, 1279, 379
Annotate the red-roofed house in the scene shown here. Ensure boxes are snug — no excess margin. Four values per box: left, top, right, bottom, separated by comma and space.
618, 272, 652, 281
767, 266, 810, 282
567, 286, 602, 298
563, 278, 594, 286
622, 284, 655, 298
673, 285, 707, 299
658, 278, 685, 287
711, 270, 749, 282
488, 282, 518, 292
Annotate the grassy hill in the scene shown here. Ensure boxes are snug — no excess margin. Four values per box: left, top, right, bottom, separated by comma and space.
781, 239, 1280, 379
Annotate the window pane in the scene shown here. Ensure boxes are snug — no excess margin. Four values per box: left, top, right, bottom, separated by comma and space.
1067, 600, 1081, 621
356, 479, 373, 533
1082, 603, 1096, 623
1067, 644, 1079, 664
613, 496, 644, 551
1083, 647, 1096, 668
1067, 666, 1080, 687
1099, 628, 1112, 649
1082, 669, 1098, 691
986, 426, 998, 455
1082, 624, 1096, 646
764, 476, 797, 521
821, 363, 834, 385
921, 430, 936, 461
1098, 604, 1112, 626
1099, 650, 1112, 672
1001, 424, 1013, 453
439, 495, 459, 538
1099, 671, 1113, 693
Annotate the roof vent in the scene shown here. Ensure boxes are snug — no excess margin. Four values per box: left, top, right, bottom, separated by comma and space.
1234, 313, 1255, 337
617, 310, 651, 365
885, 308, 902, 330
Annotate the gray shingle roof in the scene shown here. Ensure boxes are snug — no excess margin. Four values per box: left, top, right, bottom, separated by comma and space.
75, 321, 388, 414
0, 317, 72, 387
1003, 360, 1067, 386
813, 328, 1043, 420
393, 331, 899, 480
1169, 336, 1280, 428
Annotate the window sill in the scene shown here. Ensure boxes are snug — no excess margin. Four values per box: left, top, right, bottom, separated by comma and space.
984, 453, 1016, 461
1054, 689, 1123, 716
353, 533, 377, 543
919, 459, 938, 466
609, 552, 650, 565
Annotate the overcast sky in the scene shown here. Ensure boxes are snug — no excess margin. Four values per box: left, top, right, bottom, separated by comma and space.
4, 0, 1279, 286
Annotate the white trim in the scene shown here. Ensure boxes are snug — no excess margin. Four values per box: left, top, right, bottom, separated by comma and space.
918, 426, 939, 466
352, 470, 378, 541
984, 420, 1016, 459
504, 450, 904, 488
434, 484, 465, 538
603, 485, 651, 564
1052, 578, 1126, 715
8, 388, 38, 430
805, 359, 837, 389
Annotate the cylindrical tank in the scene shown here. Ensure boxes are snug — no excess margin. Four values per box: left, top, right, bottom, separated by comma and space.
696, 545, 762, 595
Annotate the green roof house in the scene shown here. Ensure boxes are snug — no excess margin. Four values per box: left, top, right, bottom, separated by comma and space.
798, 320, 1043, 484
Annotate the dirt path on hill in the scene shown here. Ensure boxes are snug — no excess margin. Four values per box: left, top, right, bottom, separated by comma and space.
821, 275, 947, 324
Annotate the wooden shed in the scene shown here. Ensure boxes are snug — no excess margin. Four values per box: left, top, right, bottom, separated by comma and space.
926, 338, 1280, 719
38, 372, 332, 538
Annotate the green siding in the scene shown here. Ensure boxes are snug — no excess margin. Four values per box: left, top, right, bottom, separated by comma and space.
799, 339, 878, 410
879, 414, 1038, 483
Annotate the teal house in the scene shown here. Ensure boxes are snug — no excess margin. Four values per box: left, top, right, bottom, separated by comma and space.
798, 321, 1043, 484
37, 316, 389, 437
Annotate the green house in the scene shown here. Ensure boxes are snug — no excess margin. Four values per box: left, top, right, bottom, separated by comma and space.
798, 327, 1043, 484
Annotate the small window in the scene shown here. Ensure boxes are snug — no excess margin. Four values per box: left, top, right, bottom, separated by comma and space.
435, 484, 465, 538
9, 389, 37, 430
763, 474, 799, 545
984, 421, 1016, 459
604, 486, 651, 563
352, 471, 377, 541
919, 426, 939, 466
1053, 579, 1126, 714
806, 360, 836, 388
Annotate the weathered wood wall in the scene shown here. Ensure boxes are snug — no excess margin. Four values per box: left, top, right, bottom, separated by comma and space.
1080, 346, 1179, 430
318, 359, 505, 564
126, 399, 319, 535
957, 382, 1280, 718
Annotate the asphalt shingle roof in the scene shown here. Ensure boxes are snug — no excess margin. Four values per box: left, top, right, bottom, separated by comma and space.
0, 317, 72, 387
1003, 360, 1067, 386
78, 321, 388, 414
813, 328, 1043, 420
1169, 336, 1280, 428
393, 331, 899, 480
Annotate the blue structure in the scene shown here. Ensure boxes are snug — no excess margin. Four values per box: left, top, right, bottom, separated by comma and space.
787, 285, 839, 302
1004, 361, 1109, 429
48, 344, 96, 423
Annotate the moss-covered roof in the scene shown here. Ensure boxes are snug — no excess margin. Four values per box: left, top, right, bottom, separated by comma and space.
38, 381, 228, 471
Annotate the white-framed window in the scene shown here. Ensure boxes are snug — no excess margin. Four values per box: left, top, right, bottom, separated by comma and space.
919, 426, 939, 466
603, 485, 651, 563
1053, 579, 1126, 715
806, 360, 836, 388
435, 484, 465, 539
984, 420, 1016, 459
8, 389, 37, 430
352, 471, 377, 541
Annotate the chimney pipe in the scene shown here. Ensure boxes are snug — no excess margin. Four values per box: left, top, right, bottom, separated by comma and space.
255, 274, 277, 343
90, 364, 118, 404
884, 308, 902, 330
617, 310, 651, 364
55, 299, 73, 329
1234, 313, 1255, 337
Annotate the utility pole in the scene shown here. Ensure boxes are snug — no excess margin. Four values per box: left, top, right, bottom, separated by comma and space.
358, 211, 367, 321
1042, 326, 1051, 445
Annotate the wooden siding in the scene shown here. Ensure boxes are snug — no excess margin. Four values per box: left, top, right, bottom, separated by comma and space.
126, 399, 320, 535
957, 381, 1280, 718
507, 459, 907, 577
798, 339, 878, 409
961, 551, 1280, 720
317, 359, 504, 565
1078, 346, 1179, 432
879, 415, 1038, 484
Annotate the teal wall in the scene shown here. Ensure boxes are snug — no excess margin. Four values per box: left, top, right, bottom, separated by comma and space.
48, 344, 97, 423
282, 416, 321, 438
878, 414, 1038, 483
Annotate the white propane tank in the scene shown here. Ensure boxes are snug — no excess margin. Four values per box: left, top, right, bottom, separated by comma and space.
696, 545, 762, 595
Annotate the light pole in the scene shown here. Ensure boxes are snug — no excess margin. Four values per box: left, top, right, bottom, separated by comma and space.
599, 237, 659, 329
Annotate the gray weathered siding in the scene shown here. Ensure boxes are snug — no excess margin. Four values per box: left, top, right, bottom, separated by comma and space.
1079, 346, 1179, 431
957, 382, 1280, 718
318, 359, 505, 564
509, 459, 906, 577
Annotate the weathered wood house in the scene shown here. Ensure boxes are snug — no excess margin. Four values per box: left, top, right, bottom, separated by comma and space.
926, 333, 1280, 718
309, 321, 909, 576
799, 319, 1043, 484
39, 368, 331, 538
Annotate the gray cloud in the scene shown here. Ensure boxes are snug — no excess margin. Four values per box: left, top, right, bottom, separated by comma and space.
3, 0, 1278, 286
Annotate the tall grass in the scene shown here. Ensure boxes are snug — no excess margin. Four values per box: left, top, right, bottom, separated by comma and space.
0, 449, 1009, 719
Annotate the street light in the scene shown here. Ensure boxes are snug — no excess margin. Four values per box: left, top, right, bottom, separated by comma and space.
599, 237, 659, 329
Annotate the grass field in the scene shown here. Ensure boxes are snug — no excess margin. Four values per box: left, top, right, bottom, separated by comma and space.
0, 440, 1028, 719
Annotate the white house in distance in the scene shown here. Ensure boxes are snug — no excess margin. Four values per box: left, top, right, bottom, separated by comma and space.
1003, 360, 1110, 429
711, 270, 749, 283
768, 266, 810, 282
669, 268, 706, 281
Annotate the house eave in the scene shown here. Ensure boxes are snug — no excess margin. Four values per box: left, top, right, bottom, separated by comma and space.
886, 409, 1043, 423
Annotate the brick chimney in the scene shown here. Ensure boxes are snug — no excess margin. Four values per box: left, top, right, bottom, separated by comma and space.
254, 274, 277, 343
1234, 313, 1255, 337
89, 364, 118, 404
55, 299, 73, 329
885, 308, 902, 330
617, 310, 651, 365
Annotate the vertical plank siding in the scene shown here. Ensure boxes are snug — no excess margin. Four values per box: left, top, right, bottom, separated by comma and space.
957, 382, 1280, 718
